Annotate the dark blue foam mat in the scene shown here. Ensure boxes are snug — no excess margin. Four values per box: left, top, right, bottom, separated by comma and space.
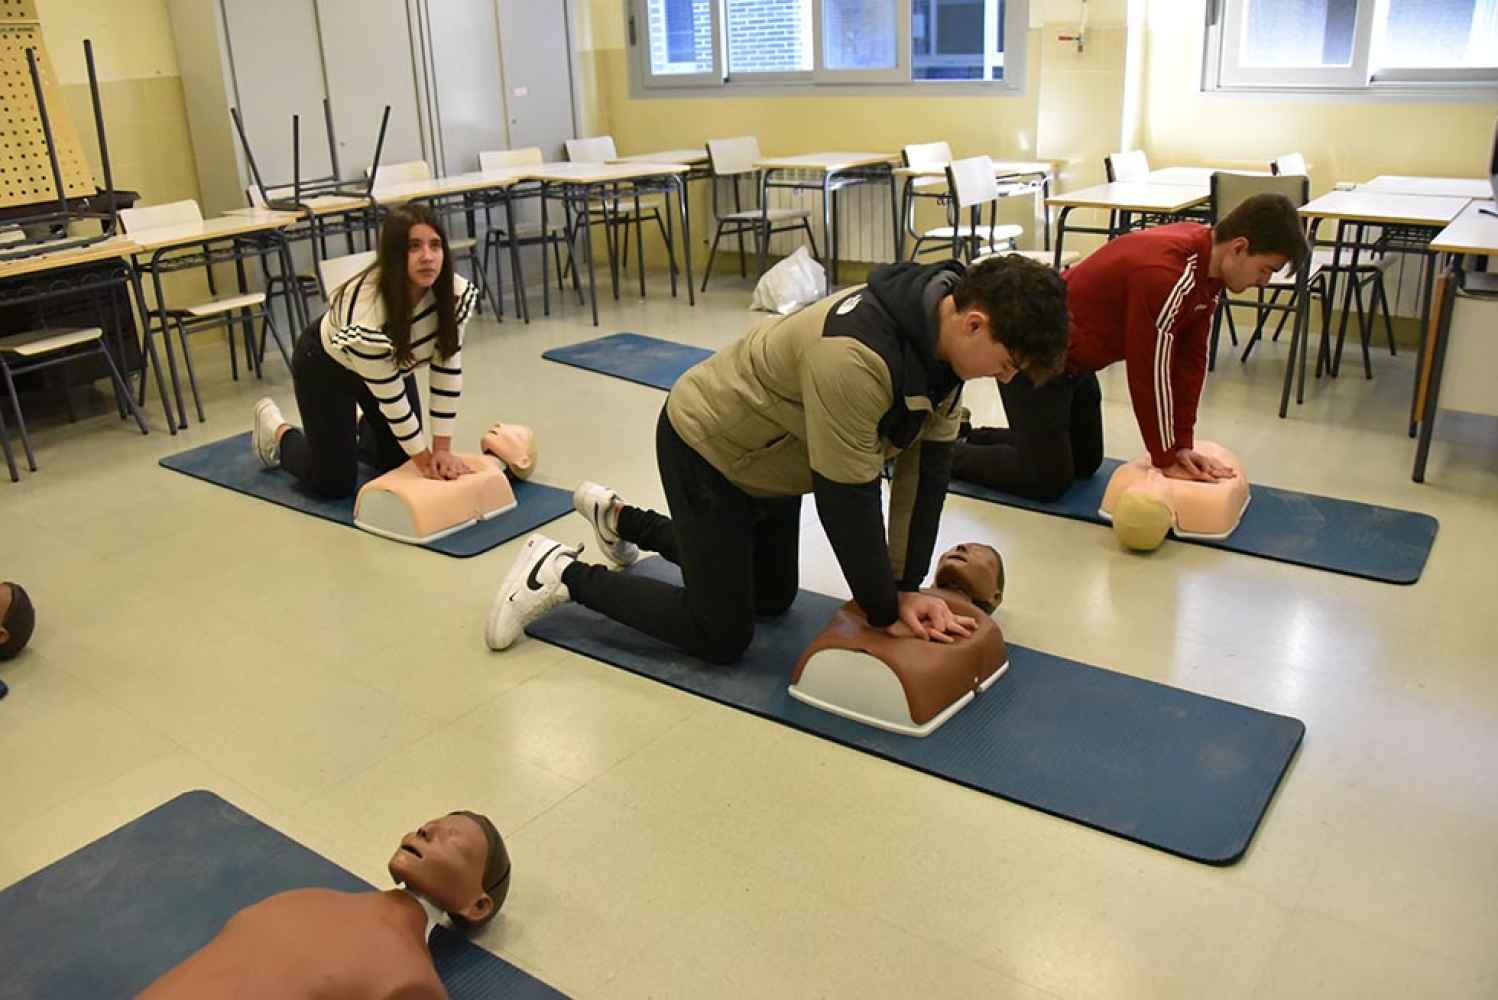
0, 790, 566, 1000
950, 458, 1438, 585
159, 432, 573, 558
527, 558, 1304, 865
542, 332, 711, 390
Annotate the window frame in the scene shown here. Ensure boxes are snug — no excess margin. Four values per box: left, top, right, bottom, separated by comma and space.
1205, 0, 1498, 96
627, 0, 1029, 97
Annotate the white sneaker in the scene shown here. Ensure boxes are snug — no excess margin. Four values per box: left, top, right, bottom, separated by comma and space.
573, 481, 638, 568
486, 534, 583, 650
253, 397, 285, 468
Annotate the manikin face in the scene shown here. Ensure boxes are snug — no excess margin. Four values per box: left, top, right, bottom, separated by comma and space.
943, 308, 1021, 383
1219, 238, 1289, 294
933, 543, 1003, 611
406, 223, 444, 292
0, 584, 11, 647
388, 813, 492, 924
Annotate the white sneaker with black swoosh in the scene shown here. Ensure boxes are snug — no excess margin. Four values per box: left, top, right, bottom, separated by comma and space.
486, 534, 583, 651
573, 481, 638, 567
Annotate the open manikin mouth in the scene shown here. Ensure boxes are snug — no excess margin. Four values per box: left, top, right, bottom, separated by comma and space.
400, 844, 423, 859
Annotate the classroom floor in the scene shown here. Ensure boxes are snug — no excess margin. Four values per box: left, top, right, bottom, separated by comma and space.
3, 271, 1497, 999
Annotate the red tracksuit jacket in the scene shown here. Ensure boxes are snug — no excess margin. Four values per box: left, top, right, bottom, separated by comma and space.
1062, 223, 1224, 468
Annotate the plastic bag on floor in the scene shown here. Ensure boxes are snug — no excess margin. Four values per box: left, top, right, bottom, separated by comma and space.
750, 246, 827, 316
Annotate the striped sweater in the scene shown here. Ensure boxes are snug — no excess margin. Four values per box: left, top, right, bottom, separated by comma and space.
1061, 223, 1223, 467
320, 270, 478, 456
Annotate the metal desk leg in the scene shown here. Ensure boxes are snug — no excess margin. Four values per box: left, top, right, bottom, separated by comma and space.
633, 186, 646, 300
146, 263, 189, 429
1053, 206, 1074, 270
897, 176, 912, 262
663, 180, 679, 299
757, 169, 773, 279
503, 193, 529, 324
1413, 263, 1460, 482
1279, 256, 1311, 417
1410, 245, 1440, 437
580, 184, 600, 327
823, 171, 837, 287
540, 184, 552, 318
127, 264, 177, 433
1041, 175, 1052, 252
887, 170, 900, 264
676, 173, 695, 305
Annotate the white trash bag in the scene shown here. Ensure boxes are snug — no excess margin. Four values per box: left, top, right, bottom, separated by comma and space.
750, 245, 827, 316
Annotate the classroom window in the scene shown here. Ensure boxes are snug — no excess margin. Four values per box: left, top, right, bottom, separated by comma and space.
631, 0, 1027, 91
1210, 0, 1498, 92
912, 0, 1006, 81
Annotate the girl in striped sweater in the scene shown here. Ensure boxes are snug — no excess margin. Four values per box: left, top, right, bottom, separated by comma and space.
252, 204, 479, 498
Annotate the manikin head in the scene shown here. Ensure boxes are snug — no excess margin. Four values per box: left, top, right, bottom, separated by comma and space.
1210, 193, 1308, 294
482, 423, 537, 480
0, 583, 35, 661
932, 544, 1004, 613
937, 255, 1069, 384
388, 811, 511, 930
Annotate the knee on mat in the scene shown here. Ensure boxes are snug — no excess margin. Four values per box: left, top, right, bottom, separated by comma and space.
696, 624, 754, 666
308, 476, 358, 501
755, 589, 797, 619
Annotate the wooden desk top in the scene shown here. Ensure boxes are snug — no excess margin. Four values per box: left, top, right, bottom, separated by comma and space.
611, 148, 709, 165
126, 213, 300, 252
1148, 166, 1270, 186
372, 171, 526, 205
754, 152, 899, 173
1362, 176, 1493, 199
524, 161, 690, 184
1430, 200, 1498, 256
0, 236, 140, 280
1047, 181, 1209, 213
1299, 190, 1471, 226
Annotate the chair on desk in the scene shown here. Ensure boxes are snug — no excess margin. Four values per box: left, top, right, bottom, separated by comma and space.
563, 136, 675, 278
701, 136, 818, 290
909, 156, 1023, 264
368, 160, 496, 316
476, 147, 571, 323
1271, 152, 1398, 375
0, 323, 149, 481
118, 199, 290, 425
244, 185, 325, 323
1205, 173, 1332, 384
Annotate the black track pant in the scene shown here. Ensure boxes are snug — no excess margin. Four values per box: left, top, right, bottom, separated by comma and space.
561, 406, 802, 665
951, 370, 1105, 501
280, 323, 420, 499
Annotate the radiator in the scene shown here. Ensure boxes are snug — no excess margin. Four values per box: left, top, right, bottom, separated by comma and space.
704, 170, 898, 264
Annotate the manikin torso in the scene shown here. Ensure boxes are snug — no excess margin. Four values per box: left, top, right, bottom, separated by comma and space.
136, 888, 446, 1000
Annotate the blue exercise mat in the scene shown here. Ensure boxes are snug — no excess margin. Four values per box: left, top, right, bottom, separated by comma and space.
160, 432, 573, 558
0, 790, 566, 1000
542, 332, 711, 390
949, 459, 1438, 584
527, 559, 1303, 865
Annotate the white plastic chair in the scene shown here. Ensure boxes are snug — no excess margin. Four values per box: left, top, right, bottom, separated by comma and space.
910, 156, 1023, 263
701, 136, 818, 290
476, 147, 569, 323
118, 199, 288, 423
563, 135, 672, 280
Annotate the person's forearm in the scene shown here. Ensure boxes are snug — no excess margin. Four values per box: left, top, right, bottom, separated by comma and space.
432, 435, 452, 453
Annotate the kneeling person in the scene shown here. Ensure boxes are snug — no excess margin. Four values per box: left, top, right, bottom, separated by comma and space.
487, 256, 1068, 664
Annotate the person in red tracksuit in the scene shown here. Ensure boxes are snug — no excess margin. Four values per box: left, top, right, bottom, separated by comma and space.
952, 192, 1309, 500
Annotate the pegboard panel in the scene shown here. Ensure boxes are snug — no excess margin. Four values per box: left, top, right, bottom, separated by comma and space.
0, 0, 39, 23
0, 23, 95, 209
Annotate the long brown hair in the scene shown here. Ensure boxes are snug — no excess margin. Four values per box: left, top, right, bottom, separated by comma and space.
336, 203, 460, 366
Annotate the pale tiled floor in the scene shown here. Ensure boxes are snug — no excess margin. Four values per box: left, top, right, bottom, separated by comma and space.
3, 271, 1497, 999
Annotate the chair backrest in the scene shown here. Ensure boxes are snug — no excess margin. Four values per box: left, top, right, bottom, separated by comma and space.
118, 199, 203, 233
1105, 150, 1150, 182
1210, 171, 1310, 223
319, 250, 378, 296
371, 160, 431, 188
479, 147, 544, 171
565, 136, 618, 162
706, 136, 762, 177
1270, 153, 1308, 177
946, 156, 999, 210
903, 141, 954, 169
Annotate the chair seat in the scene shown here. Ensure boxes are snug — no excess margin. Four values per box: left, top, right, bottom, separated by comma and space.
1266, 259, 1327, 287
172, 292, 267, 318
921, 223, 1024, 241
1313, 247, 1394, 273
720, 207, 812, 223
911, 176, 948, 192
0, 326, 104, 357
449, 237, 478, 253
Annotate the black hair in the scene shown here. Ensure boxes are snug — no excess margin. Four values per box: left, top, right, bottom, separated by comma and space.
448, 810, 510, 931
0, 582, 34, 661
1214, 193, 1309, 270
952, 255, 1070, 383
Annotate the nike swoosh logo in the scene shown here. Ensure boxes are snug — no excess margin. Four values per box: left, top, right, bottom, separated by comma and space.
527, 543, 562, 591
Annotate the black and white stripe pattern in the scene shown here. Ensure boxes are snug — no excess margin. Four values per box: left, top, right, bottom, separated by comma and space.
321, 270, 477, 455
1151, 254, 1195, 456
